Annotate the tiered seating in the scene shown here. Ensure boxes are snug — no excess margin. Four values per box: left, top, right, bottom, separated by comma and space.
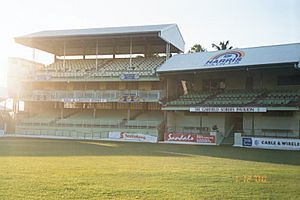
96, 57, 165, 77
126, 111, 163, 128
56, 110, 126, 126
20, 109, 62, 124
255, 89, 300, 106
42, 57, 165, 79
166, 89, 300, 107
47, 59, 108, 72
203, 89, 264, 106
168, 91, 213, 106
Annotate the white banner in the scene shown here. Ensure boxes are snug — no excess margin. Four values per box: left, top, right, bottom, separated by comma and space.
108, 132, 157, 143
0, 130, 4, 136
241, 137, 300, 150
190, 107, 267, 113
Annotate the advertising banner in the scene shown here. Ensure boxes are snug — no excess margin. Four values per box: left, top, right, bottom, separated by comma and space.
164, 133, 216, 144
190, 107, 267, 113
108, 132, 157, 143
241, 137, 300, 150
62, 98, 107, 103
119, 95, 140, 102
119, 74, 140, 80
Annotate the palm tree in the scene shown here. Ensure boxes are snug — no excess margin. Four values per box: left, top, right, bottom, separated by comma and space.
212, 40, 233, 50
188, 44, 206, 53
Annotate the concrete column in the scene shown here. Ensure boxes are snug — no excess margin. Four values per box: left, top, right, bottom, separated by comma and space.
127, 108, 131, 120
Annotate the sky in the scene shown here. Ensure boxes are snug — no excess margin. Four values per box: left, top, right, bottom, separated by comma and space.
0, 0, 299, 87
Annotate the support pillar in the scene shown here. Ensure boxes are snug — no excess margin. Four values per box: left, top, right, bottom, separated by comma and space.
127, 108, 131, 120
166, 43, 171, 60
251, 113, 255, 135
200, 113, 203, 134
93, 105, 96, 118
60, 103, 64, 119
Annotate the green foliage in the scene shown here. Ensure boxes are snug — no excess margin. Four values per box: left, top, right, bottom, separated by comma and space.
212, 40, 233, 50
0, 138, 299, 200
188, 44, 206, 53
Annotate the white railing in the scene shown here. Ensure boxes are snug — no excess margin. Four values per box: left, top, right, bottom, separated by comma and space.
20, 90, 166, 102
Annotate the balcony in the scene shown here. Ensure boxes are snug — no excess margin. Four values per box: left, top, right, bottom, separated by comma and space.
20, 90, 166, 103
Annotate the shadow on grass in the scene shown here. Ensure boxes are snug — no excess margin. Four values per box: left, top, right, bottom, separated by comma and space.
0, 137, 299, 166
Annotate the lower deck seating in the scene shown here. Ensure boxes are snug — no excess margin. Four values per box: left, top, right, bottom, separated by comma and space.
20, 109, 63, 124
20, 109, 163, 130
125, 111, 163, 128
56, 110, 127, 126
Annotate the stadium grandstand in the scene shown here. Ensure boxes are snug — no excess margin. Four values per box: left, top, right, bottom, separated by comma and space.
157, 43, 300, 150
7, 24, 300, 150
8, 24, 184, 143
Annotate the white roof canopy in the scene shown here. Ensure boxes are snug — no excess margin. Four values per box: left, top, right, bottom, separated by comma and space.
157, 43, 300, 73
15, 24, 185, 56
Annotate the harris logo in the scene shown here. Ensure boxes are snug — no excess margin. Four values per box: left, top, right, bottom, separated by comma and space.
204, 50, 245, 67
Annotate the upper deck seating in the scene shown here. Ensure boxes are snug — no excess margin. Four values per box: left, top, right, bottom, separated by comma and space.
43, 57, 165, 78
167, 91, 214, 106
202, 89, 265, 106
255, 89, 300, 106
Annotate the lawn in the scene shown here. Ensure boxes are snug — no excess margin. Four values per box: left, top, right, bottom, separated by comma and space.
0, 137, 299, 200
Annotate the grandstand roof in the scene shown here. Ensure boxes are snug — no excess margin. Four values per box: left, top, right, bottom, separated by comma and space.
157, 43, 300, 73
15, 24, 185, 56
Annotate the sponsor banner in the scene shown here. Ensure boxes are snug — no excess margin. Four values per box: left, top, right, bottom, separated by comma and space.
35, 74, 51, 80
241, 137, 300, 150
204, 50, 245, 67
119, 74, 140, 80
164, 133, 216, 144
197, 135, 216, 143
190, 107, 267, 113
119, 95, 140, 102
108, 132, 157, 143
0, 130, 4, 136
62, 98, 107, 103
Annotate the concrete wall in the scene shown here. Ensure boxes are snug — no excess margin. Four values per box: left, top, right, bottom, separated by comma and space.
189, 67, 300, 90
167, 111, 227, 134
243, 112, 300, 137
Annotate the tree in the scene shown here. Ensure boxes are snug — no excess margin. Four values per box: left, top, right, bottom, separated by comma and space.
212, 40, 233, 50
188, 44, 206, 53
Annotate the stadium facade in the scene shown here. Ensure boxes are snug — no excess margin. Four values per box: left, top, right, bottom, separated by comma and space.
7, 24, 300, 150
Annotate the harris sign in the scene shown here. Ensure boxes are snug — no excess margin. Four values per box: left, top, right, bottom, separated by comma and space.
204, 50, 245, 67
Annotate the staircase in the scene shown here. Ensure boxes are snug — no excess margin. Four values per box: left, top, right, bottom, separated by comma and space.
220, 124, 236, 145
221, 132, 235, 145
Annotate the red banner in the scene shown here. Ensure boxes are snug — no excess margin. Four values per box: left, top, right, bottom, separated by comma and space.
196, 135, 215, 143
164, 133, 215, 144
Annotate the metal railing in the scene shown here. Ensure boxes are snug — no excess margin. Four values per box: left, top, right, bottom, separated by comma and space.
237, 129, 300, 139
166, 126, 210, 135
18, 118, 163, 130
19, 90, 166, 102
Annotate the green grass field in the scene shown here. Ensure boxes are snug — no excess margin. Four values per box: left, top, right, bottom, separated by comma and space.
0, 137, 299, 200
